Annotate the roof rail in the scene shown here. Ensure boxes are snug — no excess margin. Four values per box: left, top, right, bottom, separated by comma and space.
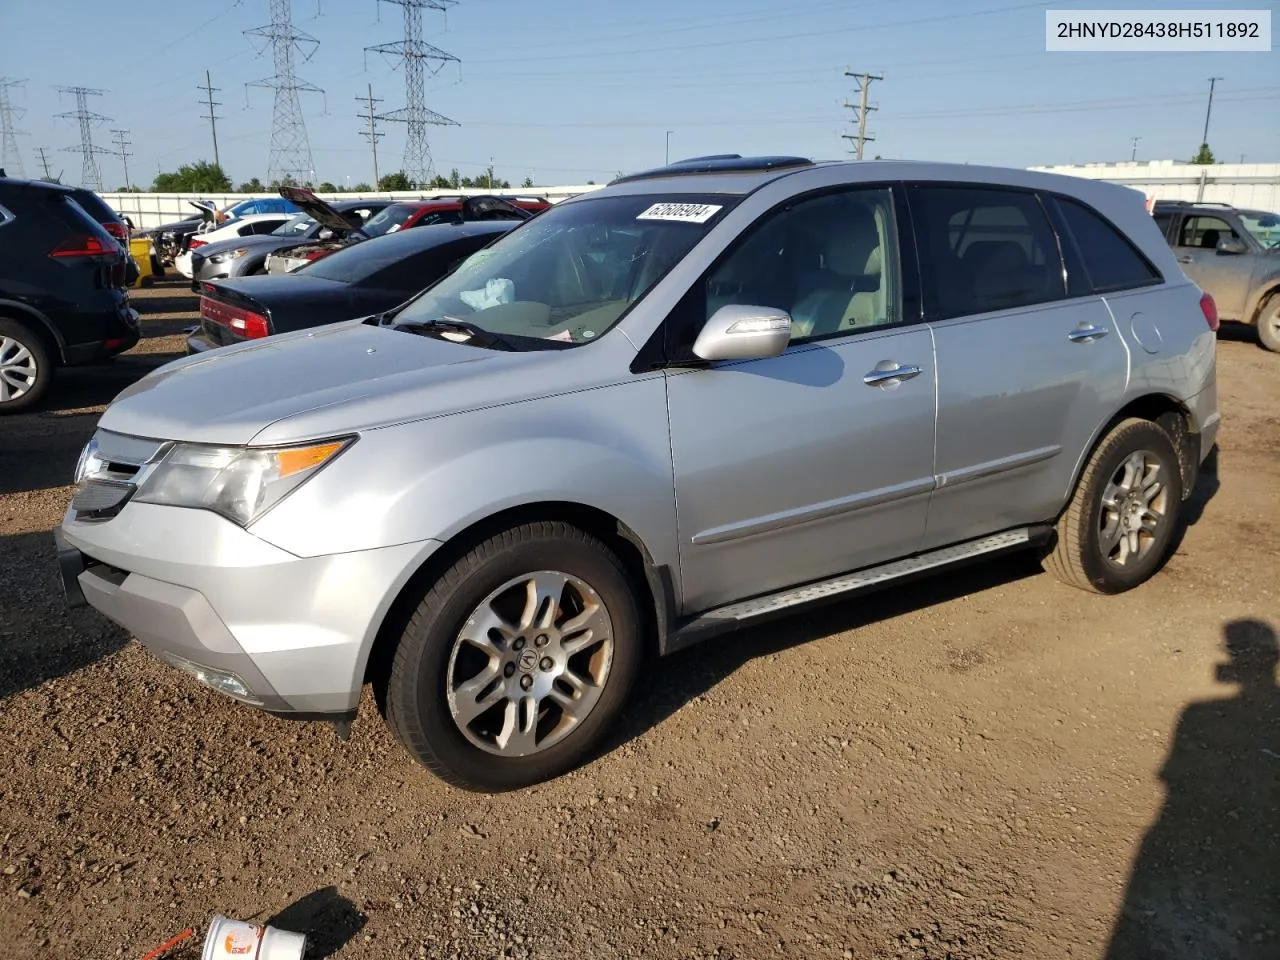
609, 154, 813, 185
1154, 199, 1236, 208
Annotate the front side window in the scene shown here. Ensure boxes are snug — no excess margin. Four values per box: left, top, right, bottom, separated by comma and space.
391, 193, 736, 345
1056, 196, 1161, 292
1177, 214, 1237, 249
911, 185, 1065, 318
1238, 209, 1280, 249
701, 186, 900, 342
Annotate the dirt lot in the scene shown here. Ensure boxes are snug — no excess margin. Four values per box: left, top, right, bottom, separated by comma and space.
1, 281, 1277, 960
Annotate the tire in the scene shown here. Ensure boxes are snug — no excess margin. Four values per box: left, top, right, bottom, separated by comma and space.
1256, 294, 1280, 353
385, 522, 643, 792
0, 319, 54, 414
1045, 418, 1184, 594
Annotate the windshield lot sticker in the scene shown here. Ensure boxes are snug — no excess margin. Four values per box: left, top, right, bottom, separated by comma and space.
636, 203, 723, 224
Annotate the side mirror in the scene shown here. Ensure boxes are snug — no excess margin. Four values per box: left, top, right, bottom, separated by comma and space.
692, 304, 792, 362
1217, 236, 1247, 255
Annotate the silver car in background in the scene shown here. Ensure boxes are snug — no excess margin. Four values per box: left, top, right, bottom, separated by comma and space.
56, 156, 1219, 792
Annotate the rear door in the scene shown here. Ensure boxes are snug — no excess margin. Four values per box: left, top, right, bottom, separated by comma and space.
910, 183, 1130, 549
1171, 211, 1253, 319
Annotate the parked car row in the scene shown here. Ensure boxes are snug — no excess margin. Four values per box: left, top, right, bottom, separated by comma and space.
55, 155, 1226, 793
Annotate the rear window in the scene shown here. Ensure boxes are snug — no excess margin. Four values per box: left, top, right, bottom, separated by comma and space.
1055, 196, 1161, 292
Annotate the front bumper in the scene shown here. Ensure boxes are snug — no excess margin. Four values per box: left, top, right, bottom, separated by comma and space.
174, 251, 194, 279
57, 502, 437, 716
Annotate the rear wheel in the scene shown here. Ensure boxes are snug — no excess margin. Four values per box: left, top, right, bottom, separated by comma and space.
1256, 294, 1280, 352
385, 522, 643, 792
0, 319, 54, 414
1045, 418, 1183, 594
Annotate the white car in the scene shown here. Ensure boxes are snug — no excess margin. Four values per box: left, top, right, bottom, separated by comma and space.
175, 214, 294, 278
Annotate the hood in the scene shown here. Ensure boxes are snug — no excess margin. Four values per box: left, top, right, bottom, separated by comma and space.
188, 199, 220, 224
279, 186, 359, 235
190, 233, 294, 258
99, 320, 574, 446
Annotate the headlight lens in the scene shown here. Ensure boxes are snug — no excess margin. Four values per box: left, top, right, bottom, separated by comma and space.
133, 438, 353, 526
210, 247, 250, 263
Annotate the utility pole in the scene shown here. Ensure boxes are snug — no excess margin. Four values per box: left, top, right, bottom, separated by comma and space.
35, 146, 53, 179
111, 129, 133, 188
356, 82, 383, 187
0, 78, 28, 179
199, 70, 222, 169
1129, 136, 1141, 161
841, 69, 882, 160
366, 0, 460, 188
55, 86, 113, 190
1200, 76, 1223, 149
665, 130, 673, 165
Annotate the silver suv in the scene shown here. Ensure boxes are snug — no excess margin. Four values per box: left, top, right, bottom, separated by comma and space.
56, 157, 1220, 791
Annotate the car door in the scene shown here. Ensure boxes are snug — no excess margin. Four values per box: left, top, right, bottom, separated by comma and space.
1172, 212, 1254, 320
663, 185, 938, 613
909, 183, 1130, 549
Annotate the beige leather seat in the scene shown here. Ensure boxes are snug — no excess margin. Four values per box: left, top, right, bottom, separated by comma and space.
789, 206, 884, 339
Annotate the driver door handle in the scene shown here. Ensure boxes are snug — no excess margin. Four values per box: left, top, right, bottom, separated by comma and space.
863, 362, 922, 386
1068, 323, 1109, 343
1176, 255, 1195, 264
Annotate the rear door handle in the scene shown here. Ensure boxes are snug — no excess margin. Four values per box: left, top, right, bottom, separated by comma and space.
1176, 255, 1194, 264
863, 362, 922, 386
1068, 324, 1109, 343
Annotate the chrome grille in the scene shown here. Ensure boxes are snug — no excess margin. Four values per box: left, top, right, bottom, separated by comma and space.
71, 430, 170, 522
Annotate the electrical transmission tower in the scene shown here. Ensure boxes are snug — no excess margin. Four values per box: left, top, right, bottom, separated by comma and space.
111, 129, 133, 188
366, 0, 460, 188
246, 0, 323, 184
199, 70, 223, 169
0, 78, 28, 178
56, 86, 113, 190
357, 83, 384, 188
841, 69, 882, 160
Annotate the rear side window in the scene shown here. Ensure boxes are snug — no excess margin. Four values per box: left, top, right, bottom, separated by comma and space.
1055, 196, 1161, 292
366, 235, 495, 289
911, 185, 1065, 319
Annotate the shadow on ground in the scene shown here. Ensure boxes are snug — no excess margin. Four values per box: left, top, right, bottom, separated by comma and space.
1105, 618, 1280, 960
265, 886, 367, 958
0, 529, 130, 701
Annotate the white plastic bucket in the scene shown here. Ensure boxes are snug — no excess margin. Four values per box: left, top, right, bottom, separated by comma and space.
201, 915, 307, 960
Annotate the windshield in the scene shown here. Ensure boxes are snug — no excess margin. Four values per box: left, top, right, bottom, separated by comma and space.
271, 213, 316, 237
1239, 210, 1280, 249
391, 193, 736, 345
361, 203, 422, 239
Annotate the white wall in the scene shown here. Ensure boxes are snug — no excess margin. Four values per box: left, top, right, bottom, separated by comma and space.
1029, 160, 1280, 210
102, 185, 605, 230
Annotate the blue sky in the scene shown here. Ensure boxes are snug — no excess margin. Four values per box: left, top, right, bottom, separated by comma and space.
1, 0, 1277, 188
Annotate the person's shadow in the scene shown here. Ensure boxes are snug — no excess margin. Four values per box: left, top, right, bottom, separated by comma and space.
1106, 619, 1280, 960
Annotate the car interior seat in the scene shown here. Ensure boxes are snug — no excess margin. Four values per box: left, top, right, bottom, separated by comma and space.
789, 204, 884, 339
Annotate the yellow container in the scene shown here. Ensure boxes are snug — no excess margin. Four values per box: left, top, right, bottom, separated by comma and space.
128, 235, 157, 288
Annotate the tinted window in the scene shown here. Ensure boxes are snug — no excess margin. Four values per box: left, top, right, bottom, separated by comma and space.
415, 210, 464, 227
1056, 196, 1160, 291
369, 235, 499, 289
704, 186, 901, 342
71, 189, 117, 224
1177, 214, 1237, 248
1153, 212, 1175, 237
304, 231, 491, 286
361, 204, 420, 238
912, 186, 1064, 318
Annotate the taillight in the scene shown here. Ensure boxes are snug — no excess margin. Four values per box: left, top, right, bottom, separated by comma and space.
189, 237, 208, 250
1199, 292, 1220, 331
200, 295, 269, 339
103, 221, 129, 241
50, 234, 113, 258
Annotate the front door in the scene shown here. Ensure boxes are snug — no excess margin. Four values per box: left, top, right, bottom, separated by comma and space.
663, 185, 938, 614
1172, 212, 1254, 320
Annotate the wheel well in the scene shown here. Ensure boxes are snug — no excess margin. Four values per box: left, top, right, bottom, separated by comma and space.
363, 502, 663, 700
1094, 394, 1197, 497
1249, 283, 1279, 325
0, 308, 63, 364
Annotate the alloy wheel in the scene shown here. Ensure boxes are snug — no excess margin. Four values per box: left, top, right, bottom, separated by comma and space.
1098, 450, 1169, 567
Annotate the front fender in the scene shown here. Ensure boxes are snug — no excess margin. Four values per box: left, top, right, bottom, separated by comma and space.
249, 375, 679, 572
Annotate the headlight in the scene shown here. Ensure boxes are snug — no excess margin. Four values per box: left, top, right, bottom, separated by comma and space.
133, 437, 354, 526
210, 247, 250, 263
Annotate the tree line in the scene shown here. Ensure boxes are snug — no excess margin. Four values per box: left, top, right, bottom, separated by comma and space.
113, 160, 555, 194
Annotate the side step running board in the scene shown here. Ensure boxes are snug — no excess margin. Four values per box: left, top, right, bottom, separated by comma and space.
665, 526, 1049, 654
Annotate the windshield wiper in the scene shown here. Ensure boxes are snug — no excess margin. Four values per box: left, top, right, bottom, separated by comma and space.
393, 317, 516, 351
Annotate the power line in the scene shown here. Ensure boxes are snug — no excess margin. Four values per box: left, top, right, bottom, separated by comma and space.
366, 0, 460, 187
111, 129, 133, 188
0, 78, 28, 179
356, 83, 384, 187
199, 69, 223, 169
841, 69, 881, 160
246, 0, 323, 184
55, 86, 113, 190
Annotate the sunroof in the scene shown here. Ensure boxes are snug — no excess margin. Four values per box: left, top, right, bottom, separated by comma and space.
610, 155, 813, 185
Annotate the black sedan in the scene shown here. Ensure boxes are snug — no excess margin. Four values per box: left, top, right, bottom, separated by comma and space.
187, 219, 515, 353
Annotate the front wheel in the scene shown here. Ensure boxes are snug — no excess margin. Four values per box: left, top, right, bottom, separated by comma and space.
385, 522, 643, 791
1256, 294, 1280, 352
1044, 418, 1184, 594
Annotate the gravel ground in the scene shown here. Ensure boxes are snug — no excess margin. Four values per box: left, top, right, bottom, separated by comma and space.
1, 282, 1277, 960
